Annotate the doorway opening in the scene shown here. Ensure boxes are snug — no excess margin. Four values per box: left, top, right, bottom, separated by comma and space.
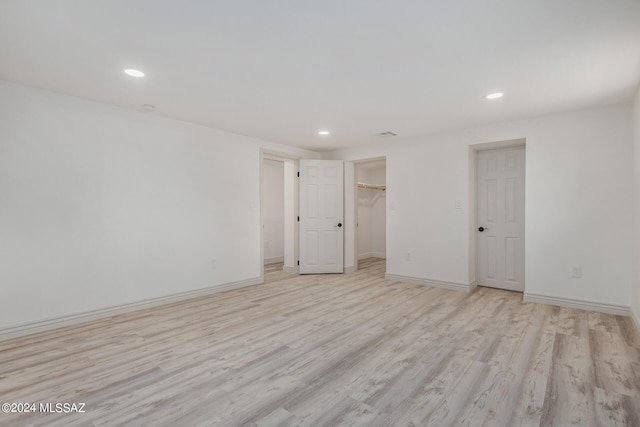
260, 151, 299, 282
355, 159, 387, 273
262, 158, 285, 267
471, 140, 526, 292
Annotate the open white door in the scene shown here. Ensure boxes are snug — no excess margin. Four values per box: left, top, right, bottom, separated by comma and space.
299, 160, 344, 274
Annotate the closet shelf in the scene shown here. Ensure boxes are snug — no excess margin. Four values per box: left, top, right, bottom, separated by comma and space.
358, 183, 386, 191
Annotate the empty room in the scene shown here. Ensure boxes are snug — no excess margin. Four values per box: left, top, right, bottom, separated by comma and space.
2, 1, 640, 426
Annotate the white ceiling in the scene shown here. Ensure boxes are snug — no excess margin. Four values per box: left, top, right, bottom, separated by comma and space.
1, 1, 639, 152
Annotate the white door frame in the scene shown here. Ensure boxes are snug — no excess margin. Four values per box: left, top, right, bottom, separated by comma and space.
469, 138, 526, 291
259, 149, 300, 283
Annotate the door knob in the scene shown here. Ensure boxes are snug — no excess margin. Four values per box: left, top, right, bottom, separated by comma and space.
337, 223, 343, 228
478, 226, 486, 232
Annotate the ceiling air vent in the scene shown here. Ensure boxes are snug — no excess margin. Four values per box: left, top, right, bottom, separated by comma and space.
378, 131, 398, 137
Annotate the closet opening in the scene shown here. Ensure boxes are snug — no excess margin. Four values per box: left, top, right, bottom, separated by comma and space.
355, 159, 386, 273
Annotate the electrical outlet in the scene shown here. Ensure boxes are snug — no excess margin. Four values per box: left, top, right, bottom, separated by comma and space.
571, 266, 582, 278
455, 200, 462, 209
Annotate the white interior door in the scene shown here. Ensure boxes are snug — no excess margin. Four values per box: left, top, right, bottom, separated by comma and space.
476, 146, 525, 291
299, 160, 344, 274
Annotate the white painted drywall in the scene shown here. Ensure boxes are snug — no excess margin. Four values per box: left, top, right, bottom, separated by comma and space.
358, 210, 373, 257
633, 85, 640, 325
344, 162, 356, 271
262, 159, 284, 264
357, 164, 386, 259
326, 103, 633, 307
357, 168, 373, 258
0, 80, 320, 331
371, 166, 386, 258
283, 160, 297, 271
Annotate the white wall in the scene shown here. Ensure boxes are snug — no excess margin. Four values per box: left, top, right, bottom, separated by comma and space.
633, 85, 640, 326
262, 159, 284, 264
357, 168, 373, 258
344, 162, 356, 271
357, 165, 386, 259
326, 103, 633, 308
282, 160, 297, 271
0, 80, 319, 332
371, 166, 387, 258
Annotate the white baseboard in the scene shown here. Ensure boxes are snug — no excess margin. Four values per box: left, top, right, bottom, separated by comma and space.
358, 252, 386, 260
282, 265, 298, 274
523, 292, 630, 316
469, 279, 478, 292
385, 273, 471, 293
264, 256, 284, 265
345, 266, 355, 273
0, 276, 263, 341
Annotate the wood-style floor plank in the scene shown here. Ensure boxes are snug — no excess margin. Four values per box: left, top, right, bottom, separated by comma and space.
540, 333, 597, 425
0, 258, 639, 426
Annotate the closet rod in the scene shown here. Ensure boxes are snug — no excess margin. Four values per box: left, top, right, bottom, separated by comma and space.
357, 183, 386, 191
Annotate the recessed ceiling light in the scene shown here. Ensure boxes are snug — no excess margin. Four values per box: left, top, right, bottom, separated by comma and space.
318, 131, 330, 135
486, 92, 503, 99
124, 69, 145, 78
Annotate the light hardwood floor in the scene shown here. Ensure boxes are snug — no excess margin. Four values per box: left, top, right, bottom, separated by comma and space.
1, 258, 639, 426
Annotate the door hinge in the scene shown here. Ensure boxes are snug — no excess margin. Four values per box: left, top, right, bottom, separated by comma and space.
297, 216, 299, 222
297, 172, 300, 177
297, 260, 300, 266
